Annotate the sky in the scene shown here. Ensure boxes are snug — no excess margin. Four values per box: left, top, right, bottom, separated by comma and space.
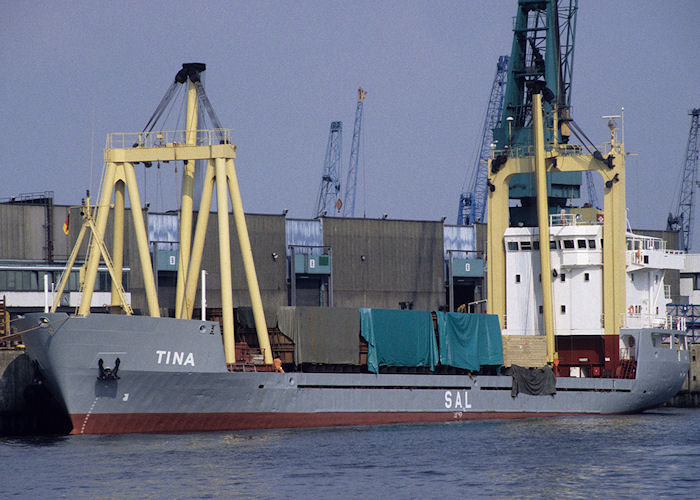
2, 1, 699, 249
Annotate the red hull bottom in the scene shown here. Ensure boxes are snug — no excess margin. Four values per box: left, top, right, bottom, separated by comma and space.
70, 411, 586, 435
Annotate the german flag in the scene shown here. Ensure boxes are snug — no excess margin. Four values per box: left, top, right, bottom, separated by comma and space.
63, 213, 70, 235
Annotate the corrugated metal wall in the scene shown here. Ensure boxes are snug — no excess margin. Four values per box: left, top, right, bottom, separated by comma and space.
0, 205, 49, 260
197, 212, 287, 323
322, 217, 445, 310
1, 202, 474, 315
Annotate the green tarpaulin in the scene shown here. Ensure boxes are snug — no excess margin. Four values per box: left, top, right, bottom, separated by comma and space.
360, 308, 438, 374
435, 312, 504, 371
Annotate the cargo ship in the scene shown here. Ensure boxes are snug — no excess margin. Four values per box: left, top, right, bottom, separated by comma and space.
13, 58, 690, 434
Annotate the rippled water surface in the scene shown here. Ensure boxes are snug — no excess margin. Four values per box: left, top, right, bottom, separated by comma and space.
2, 408, 698, 498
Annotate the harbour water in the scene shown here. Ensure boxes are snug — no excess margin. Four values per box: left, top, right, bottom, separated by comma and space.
2, 408, 698, 498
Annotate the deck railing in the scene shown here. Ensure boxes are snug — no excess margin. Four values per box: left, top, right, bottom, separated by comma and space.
106, 129, 233, 149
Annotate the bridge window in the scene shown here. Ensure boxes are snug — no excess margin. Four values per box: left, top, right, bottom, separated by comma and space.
520, 241, 532, 250
507, 242, 518, 251
588, 239, 596, 249
577, 239, 586, 249
563, 240, 575, 249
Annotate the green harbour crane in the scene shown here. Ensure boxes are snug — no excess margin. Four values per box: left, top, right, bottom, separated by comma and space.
492, 0, 587, 226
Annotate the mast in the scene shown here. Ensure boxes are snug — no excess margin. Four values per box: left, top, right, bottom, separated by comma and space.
175, 67, 200, 319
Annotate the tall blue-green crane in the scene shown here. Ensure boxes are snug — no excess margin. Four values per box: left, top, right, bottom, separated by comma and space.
492, 0, 583, 226
493, 0, 577, 148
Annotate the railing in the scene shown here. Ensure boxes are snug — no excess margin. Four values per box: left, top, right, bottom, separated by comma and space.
626, 234, 667, 252
620, 312, 686, 331
667, 304, 699, 343
493, 141, 618, 159
0, 191, 54, 204
550, 213, 576, 226
106, 129, 233, 149
548, 213, 600, 226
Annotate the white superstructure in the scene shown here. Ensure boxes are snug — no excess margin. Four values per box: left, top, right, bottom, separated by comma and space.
503, 214, 685, 336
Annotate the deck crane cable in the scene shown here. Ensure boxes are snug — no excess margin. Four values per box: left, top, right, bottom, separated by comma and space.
568, 119, 596, 154
569, 119, 614, 168
194, 81, 227, 143
139, 65, 226, 145
161, 85, 184, 132
566, 119, 611, 208
142, 80, 181, 133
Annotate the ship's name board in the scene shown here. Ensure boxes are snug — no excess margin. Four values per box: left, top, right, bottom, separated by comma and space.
444, 390, 471, 409
156, 350, 195, 366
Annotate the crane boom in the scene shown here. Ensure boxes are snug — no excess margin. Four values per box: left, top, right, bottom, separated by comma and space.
314, 121, 343, 217
458, 56, 509, 225
667, 108, 700, 251
342, 88, 366, 217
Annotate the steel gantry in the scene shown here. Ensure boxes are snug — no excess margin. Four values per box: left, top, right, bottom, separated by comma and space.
667, 108, 700, 252
314, 121, 343, 217
458, 55, 509, 225
342, 88, 366, 217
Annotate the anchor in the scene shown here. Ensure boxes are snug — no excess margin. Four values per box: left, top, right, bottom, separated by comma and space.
97, 358, 120, 380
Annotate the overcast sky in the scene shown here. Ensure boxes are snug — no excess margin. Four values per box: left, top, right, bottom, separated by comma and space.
2, 1, 698, 249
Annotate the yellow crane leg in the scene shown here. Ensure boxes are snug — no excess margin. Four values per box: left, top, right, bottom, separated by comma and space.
52, 219, 87, 312
225, 158, 273, 365
79, 164, 116, 316
215, 158, 236, 364
532, 93, 556, 364
183, 160, 215, 319
111, 180, 125, 314
175, 159, 195, 318
176, 80, 199, 318
123, 162, 160, 317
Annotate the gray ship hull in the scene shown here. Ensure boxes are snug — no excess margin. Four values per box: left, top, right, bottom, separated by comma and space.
16, 312, 689, 434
